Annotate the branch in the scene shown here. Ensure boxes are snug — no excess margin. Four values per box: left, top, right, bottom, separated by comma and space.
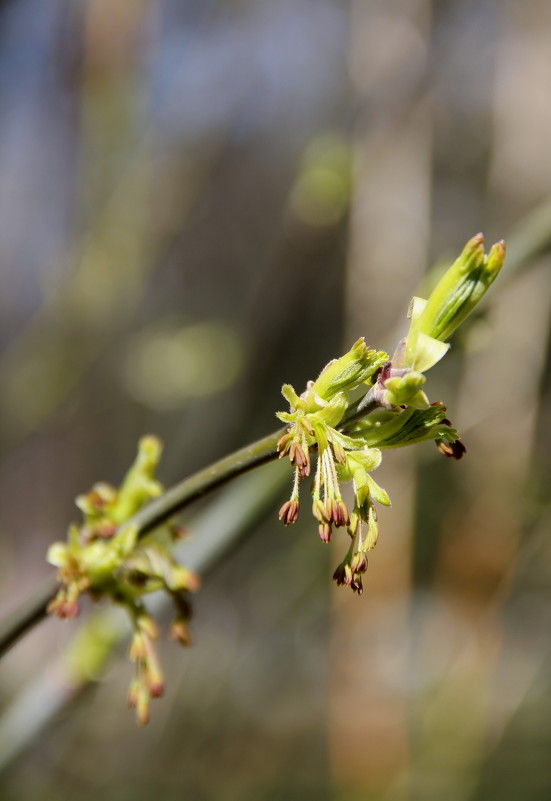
3, 204, 551, 663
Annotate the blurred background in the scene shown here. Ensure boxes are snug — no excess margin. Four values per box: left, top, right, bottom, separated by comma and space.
0, 1, 550, 799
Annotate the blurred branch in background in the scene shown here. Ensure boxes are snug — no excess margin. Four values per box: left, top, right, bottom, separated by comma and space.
501, 198, 551, 277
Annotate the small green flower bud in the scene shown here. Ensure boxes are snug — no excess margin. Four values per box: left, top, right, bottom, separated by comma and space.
111, 436, 164, 524
311, 338, 388, 401
383, 372, 429, 409
406, 234, 506, 368
280, 384, 304, 411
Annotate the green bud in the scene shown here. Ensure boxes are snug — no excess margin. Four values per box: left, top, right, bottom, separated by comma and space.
311, 338, 387, 401
111, 436, 164, 524
406, 234, 505, 368
280, 383, 305, 411
383, 371, 429, 409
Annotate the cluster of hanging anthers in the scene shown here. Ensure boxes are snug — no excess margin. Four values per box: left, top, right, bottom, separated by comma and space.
275, 343, 464, 593
275, 340, 394, 594
275, 233, 506, 593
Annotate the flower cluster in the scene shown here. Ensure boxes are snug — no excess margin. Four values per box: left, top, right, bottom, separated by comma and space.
277, 234, 505, 593
47, 436, 198, 725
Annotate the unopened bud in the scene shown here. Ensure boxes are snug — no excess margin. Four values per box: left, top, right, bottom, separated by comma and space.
350, 551, 368, 574
136, 695, 150, 727
408, 234, 505, 353
146, 677, 165, 699
289, 441, 309, 472
318, 522, 332, 542
312, 338, 388, 401
312, 498, 329, 523
278, 500, 300, 525
129, 633, 146, 663
127, 680, 140, 709
277, 433, 292, 456
170, 618, 191, 647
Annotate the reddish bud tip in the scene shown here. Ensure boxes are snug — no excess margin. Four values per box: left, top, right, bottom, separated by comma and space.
147, 679, 165, 699
48, 598, 80, 619
289, 442, 309, 469
329, 499, 349, 527
170, 619, 191, 647
437, 438, 466, 460
278, 500, 299, 525
318, 522, 332, 543
277, 434, 292, 454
